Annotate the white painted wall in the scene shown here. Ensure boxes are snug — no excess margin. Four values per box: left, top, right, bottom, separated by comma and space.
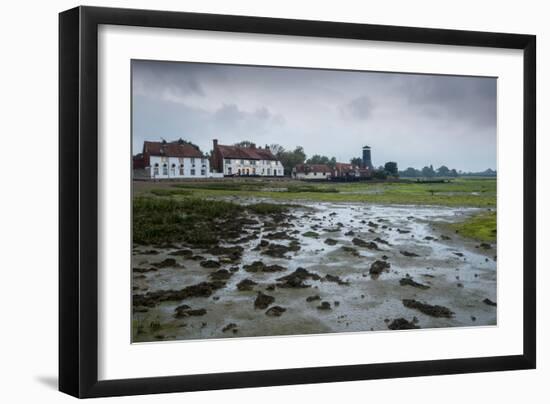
295, 171, 331, 180
223, 158, 284, 176
147, 155, 209, 179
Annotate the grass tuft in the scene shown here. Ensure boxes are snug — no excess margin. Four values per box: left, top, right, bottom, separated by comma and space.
447, 210, 497, 242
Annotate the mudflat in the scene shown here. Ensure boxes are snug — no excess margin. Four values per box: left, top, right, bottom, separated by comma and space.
131, 183, 496, 342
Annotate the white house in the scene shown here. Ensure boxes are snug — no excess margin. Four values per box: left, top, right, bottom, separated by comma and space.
211, 139, 284, 176
293, 164, 332, 180
133, 140, 210, 179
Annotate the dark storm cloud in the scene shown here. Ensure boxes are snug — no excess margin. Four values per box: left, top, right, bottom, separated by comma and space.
213, 104, 284, 130
133, 60, 208, 98
342, 95, 375, 120
399, 74, 497, 128
132, 60, 496, 171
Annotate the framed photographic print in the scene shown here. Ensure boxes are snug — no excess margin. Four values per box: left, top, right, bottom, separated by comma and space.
59, 6, 536, 398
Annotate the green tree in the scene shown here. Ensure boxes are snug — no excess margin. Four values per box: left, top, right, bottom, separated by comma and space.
384, 162, 398, 176
372, 170, 387, 180
437, 165, 450, 177
400, 167, 420, 177
350, 157, 362, 167
268, 143, 285, 156
421, 165, 436, 178
234, 140, 255, 148
277, 146, 306, 176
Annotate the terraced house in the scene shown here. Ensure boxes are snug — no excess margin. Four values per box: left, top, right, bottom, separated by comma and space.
293, 164, 332, 180
133, 140, 210, 179
210, 139, 284, 176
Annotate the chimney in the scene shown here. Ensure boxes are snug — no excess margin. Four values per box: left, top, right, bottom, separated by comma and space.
213, 139, 218, 149
250, 143, 256, 149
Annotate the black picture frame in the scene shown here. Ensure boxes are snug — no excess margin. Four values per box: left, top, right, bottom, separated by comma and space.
59, 5, 536, 398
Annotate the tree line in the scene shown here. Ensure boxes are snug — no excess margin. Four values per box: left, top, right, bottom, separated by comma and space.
232, 141, 495, 178
398, 165, 496, 178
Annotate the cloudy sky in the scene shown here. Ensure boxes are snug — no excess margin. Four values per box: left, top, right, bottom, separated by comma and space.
132, 60, 496, 172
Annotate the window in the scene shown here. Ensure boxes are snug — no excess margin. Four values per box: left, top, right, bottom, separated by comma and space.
323, 172, 326, 176
225, 159, 230, 165
170, 163, 176, 176
227, 167, 232, 175
267, 168, 271, 176
201, 169, 206, 176
191, 158, 195, 167
162, 163, 168, 175
240, 159, 244, 165
153, 163, 159, 176
179, 164, 184, 175
314, 172, 317, 176
190, 169, 196, 176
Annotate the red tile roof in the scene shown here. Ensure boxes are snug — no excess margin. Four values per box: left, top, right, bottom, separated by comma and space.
216, 144, 278, 161
334, 163, 358, 172
294, 164, 332, 173
143, 141, 205, 158
335, 162, 355, 171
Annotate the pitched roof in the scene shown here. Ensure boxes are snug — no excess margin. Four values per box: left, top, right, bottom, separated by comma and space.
294, 164, 332, 173
143, 141, 205, 158
335, 162, 355, 170
216, 144, 278, 161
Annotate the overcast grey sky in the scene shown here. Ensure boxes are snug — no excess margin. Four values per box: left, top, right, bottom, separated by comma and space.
132, 60, 496, 172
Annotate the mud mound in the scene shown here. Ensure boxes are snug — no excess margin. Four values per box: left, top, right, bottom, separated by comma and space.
323, 274, 350, 285
352, 238, 380, 250
402, 299, 454, 318
254, 291, 275, 309
174, 305, 207, 318
200, 260, 221, 268
207, 246, 243, 261
133, 281, 226, 307
244, 261, 286, 273
209, 269, 233, 281
369, 260, 391, 276
387, 318, 420, 330
266, 306, 286, 317
483, 298, 497, 306
399, 278, 430, 289
261, 242, 300, 258
168, 249, 193, 257
153, 258, 179, 268
237, 279, 258, 291
400, 251, 420, 257
276, 267, 321, 288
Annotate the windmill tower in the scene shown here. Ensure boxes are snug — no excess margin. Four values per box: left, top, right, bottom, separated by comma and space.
362, 145, 373, 170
